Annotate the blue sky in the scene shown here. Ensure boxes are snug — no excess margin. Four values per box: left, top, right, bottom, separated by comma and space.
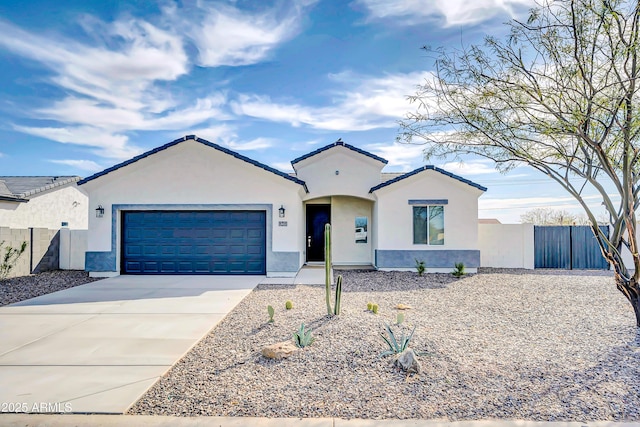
0, 0, 610, 223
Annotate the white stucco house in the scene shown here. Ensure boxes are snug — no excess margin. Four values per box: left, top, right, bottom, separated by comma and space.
78, 135, 486, 277
0, 176, 88, 229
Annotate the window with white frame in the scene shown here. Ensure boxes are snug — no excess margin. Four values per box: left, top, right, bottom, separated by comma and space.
413, 205, 444, 245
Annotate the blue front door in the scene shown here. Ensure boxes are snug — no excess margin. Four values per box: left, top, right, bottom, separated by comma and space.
122, 210, 266, 275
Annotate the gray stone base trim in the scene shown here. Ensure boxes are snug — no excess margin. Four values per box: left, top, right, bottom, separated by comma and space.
267, 251, 301, 272
86, 251, 116, 272
375, 250, 480, 269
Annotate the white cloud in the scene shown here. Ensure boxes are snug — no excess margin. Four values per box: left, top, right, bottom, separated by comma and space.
13, 125, 141, 160
439, 159, 499, 176
184, 5, 303, 67
363, 141, 427, 171
35, 95, 228, 132
0, 0, 308, 161
231, 71, 428, 131
355, 0, 534, 26
271, 161, 294, 172
0, 19, 188, 112
224, 137, 275, 151
187, 125, 275, 152
49, 159, 103, 173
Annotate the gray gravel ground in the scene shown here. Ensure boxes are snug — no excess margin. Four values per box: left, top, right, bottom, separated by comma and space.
129, 269, 640, 421
0, 270, 99, 306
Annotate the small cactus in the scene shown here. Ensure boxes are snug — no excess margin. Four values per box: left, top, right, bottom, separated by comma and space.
372, 303, 379, 314
396, 312, 405, 325
267, 305, 275, 322
334, 275, 343, 315
285, 300, 293, 310
367, 302, 373, 311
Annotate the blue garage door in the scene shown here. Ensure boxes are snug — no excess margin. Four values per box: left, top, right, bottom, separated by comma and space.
122, 211, 266, 275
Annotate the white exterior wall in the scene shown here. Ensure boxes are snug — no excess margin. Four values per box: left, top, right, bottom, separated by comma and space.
0, 185, 88, 229
375, 171, 482, 251
331, 196, 373, 265
294, 148, 383, 200
479, 223, 534, 269
82, 139, 305, 273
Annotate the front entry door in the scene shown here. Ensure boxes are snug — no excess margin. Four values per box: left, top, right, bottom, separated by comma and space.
306, 204, 331, 262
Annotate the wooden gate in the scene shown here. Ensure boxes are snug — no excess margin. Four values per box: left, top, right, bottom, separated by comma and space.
534, 225, 609, 270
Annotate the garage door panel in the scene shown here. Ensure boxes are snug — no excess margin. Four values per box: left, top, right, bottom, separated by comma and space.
160, 261, 177, 272
246, 261, 265, 274
230, 245, 245, 254
247, 229, 262, 239
143, 261, 159, 272
125, 245, 142, 256
122, 211, 266, 275
247, 245, 262, 254
125, 261, 142, 273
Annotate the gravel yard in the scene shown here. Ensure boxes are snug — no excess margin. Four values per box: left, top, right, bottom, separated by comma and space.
129, 269, 640, 421
0, 270, 99, 306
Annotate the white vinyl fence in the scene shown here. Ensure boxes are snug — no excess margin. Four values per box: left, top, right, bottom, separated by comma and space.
59, 227, 87, 270
478, 223, 535, 269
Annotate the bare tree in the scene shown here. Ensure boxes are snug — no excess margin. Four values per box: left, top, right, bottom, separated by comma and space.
400, 0, 640, 327
520, 208, 578, 225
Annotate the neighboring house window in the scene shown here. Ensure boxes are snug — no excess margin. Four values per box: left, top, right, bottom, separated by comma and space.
413, 206, 444, 245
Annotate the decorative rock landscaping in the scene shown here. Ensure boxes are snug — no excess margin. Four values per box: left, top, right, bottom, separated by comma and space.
130, 269, 640, 421
0, 270, 99, 306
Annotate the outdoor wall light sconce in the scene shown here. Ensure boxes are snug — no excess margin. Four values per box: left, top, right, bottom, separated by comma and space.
95, 205, 105, 218
279, 205, 286, 218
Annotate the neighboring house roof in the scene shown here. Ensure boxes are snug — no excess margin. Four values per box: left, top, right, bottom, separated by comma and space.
369, 165, 487, 193
479, 218, 502, 224
291, 139, 388, 167
77, 135, 309, 191
0, 176, 80, 202
380, 172, 404, 183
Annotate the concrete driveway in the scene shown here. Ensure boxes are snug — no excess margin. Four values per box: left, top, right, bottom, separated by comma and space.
0, 275, 260, 414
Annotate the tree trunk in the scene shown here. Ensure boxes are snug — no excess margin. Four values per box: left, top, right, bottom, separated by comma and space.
614, 272, 640, 328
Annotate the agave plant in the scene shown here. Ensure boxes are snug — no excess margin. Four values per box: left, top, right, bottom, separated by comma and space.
293, 323, 315, 348
380, 323, 416, 357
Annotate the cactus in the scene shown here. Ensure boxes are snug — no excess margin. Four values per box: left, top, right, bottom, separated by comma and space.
372, 303, 379, 314
285, 300, 293, 310
367, 302, 373, 311
334, 275, 342, 315
267, 305, 275, 322
396, 312, 405, 325
323, 224, 344, 316
325, 223, 333, 316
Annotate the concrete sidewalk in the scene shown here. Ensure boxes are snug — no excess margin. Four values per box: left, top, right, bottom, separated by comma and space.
1, 414, 638, 427
0, 275, 259, 414
294, 264, 331, 285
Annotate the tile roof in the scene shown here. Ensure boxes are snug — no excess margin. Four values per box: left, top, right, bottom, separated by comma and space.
369, 165, 487, 193
291, 139, 388, 167
0, 176, 80, 202
77, 135, 308, 191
